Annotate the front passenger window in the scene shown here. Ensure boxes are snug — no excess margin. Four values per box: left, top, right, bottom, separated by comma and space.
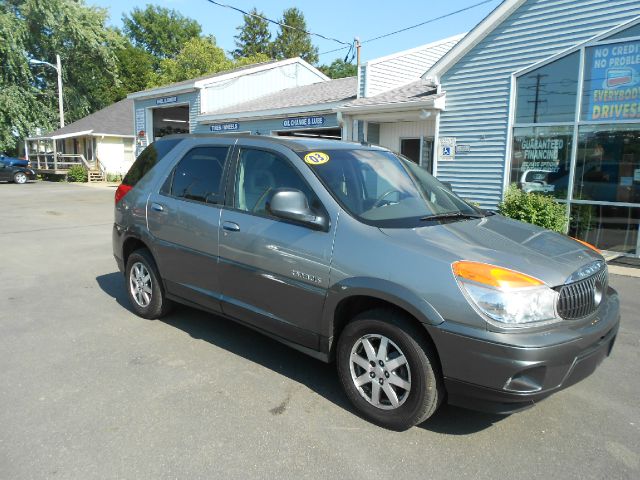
169, 146, 229, 204
235, 149, 320, 216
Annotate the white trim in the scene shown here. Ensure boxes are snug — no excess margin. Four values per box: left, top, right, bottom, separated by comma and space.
503, 73, 517, 197
337, 96, 444, 115
424, 0, 526, 80
127, 86, 197, 101
91, 133, 136, 139
432, 110, 441, 177
198, 102, 344, 123
51, 130, 93, 140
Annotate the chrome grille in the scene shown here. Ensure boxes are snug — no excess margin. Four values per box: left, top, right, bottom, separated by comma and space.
557, 266, 608, 320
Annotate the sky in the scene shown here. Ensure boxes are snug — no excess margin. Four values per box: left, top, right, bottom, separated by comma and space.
88, 0, 502, 64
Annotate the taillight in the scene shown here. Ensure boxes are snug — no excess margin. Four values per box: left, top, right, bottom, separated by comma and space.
115, 184, 133, 204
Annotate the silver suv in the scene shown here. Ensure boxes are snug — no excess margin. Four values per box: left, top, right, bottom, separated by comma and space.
113, 135, 619, 430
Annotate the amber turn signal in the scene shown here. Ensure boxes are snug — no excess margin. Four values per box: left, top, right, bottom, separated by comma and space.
452, 261, 544, 289
570, 237, 601, 254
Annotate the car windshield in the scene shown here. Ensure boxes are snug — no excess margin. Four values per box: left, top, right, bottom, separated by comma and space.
299, 148, 481, 227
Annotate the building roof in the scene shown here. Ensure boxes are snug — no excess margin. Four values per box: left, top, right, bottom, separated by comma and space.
199, 76, 357, 120
45, 98, 134, 138
128, 57, 330, 100
340, 79, 438, 108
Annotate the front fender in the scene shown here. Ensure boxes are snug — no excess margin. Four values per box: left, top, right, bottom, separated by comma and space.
322, 276, 445, 334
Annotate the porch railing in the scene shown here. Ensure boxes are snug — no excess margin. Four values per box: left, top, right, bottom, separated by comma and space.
33, 153, 94, 171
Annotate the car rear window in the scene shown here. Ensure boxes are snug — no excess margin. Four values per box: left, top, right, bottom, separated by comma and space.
122, 138, 183, 187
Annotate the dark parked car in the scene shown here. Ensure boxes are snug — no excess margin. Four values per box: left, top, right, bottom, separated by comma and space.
0, 152, 29, 167
0, 156, 36, 184
113, 134, 619, 430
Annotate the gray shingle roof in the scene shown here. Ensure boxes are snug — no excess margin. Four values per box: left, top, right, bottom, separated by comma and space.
342, 80, 438, 107
204, 76, 357, 116
47, 98, 134, 137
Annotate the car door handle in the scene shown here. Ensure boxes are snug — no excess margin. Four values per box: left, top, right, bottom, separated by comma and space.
222, 221, 240, 232
150, 202, 165, 212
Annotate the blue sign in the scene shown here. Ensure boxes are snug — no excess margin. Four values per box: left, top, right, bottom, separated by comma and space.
156, 96, 177, 106
282, 116, 325, 128
586, 40, 640, 121
210, 122, 239, 132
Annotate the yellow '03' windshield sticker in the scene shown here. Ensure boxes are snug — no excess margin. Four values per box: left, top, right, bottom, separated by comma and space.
304, 151, 330, 165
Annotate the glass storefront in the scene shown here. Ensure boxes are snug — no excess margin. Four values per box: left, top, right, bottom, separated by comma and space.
511, 22, 640, 256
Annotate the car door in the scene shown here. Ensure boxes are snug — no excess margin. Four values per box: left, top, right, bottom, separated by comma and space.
0, 160, 10, 181
218, 146, 335, 349
147, 141, 233, 312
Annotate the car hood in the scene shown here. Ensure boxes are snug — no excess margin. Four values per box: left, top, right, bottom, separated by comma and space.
380, 214, 602, 287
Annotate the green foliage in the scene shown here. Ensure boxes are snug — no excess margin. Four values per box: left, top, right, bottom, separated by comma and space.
1, 0, 120, 153
67, 165, 88, 183
151, 36, 232, 86
151, 36, 271, 87
232, 8, 272, 60
107, 41, 155, 101
106, 173, 122, 182
272, 8, 318, 64
319, 59, 357, 79
122, 5, 201, 62
498, 185, 568, 233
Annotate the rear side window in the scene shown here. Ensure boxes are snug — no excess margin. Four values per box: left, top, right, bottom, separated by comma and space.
122, 138, 182, 187
168, 146, 229, 204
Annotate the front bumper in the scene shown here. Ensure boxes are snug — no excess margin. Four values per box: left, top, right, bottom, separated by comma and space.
426, 287, 620, 414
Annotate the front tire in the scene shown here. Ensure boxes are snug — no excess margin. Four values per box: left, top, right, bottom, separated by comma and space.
337, 309, 443, 430
125, 249, 172, 319
13, 172, 27, 184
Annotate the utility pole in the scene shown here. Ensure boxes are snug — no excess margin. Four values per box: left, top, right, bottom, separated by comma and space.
355, 37, 361, 71
56, 54, 64, 128
527, 73, 548, 124
29, 55, 65, 128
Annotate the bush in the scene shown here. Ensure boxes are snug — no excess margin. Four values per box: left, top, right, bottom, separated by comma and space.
67, 165, 87, 183
498, 184, 567, 233
106, 173, 122, 182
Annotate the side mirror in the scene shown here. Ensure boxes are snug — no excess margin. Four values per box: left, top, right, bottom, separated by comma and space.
267, 188, 328, 231
441, 181, 453, 191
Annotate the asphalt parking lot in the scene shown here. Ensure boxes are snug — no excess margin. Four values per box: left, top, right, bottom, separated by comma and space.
1, 181, 639, 479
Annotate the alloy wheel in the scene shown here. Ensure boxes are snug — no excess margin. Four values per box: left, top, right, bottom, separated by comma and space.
349, 334, 411, 410
129, 262, 153, 308
14, 172, 27, 184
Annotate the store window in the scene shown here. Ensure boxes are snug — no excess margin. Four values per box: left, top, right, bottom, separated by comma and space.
515, 52, 580, 123
582, 40, 640, 122
569, 204, 639, 255
605, 23, 640, 41
510, 126, 573, 199
573, 124, 640, 203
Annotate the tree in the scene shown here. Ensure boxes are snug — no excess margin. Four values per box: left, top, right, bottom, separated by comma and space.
107, 40, 156, 101
319, 59, 357, 79
272, 8, 318, 64
152, 36, 273, 87
151, 36, 233, 86
122, 5, 201, 62
232, 8, 272, 60
0, 0, 119, 153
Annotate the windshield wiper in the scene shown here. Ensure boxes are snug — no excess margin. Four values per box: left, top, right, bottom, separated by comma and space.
420, 211, 484, 221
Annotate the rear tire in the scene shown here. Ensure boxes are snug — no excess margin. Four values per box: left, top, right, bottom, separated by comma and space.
336, 308, 443, 430
125, 248, 172, 319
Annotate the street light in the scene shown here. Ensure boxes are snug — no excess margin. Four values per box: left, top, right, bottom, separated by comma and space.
29, 54, 64, 128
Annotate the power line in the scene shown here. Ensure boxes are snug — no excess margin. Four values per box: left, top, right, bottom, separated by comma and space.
204, 0, 351, 46
319, 0, 499, 56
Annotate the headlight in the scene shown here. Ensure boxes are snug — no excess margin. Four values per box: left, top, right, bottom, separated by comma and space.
453, 261, 560, 328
